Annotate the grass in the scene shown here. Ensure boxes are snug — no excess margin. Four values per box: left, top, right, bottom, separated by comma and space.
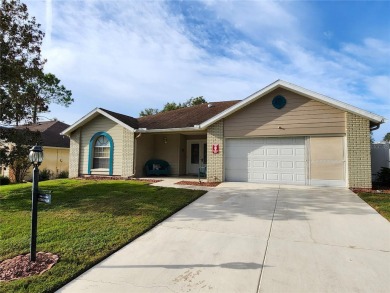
0, 179, 206, 292
358, 192, 390, 221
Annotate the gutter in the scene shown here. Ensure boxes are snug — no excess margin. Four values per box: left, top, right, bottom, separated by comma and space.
135, 126, 203, 133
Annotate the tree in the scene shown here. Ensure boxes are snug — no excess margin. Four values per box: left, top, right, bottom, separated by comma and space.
0, 0, 46, 125
186, 96, 206, 107
384, 133, 390, 142
139, 96, 207, 116
27, 73, 73, 123
0, 127, 41, 182
139, 108, 159, 117
1, 0, 73, 125
161, 102, 184, 112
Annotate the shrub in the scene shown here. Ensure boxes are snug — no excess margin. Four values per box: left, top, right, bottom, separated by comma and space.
39, 168, 53, 181
0, 176, 10, 185
57, 170, 69, 179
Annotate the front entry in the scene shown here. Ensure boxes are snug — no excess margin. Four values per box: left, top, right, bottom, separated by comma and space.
186, 140, 207, 175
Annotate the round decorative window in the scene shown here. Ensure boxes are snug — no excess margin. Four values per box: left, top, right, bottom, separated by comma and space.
272, 95, 286, 109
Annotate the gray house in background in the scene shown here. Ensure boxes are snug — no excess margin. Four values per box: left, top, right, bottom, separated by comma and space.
371, 142, 390, 181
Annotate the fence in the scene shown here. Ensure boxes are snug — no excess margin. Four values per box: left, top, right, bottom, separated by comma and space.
371, 142, 390, 180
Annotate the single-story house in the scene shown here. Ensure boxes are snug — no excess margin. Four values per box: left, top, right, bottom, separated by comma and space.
61, 80, 385, 188
1, 121, 70, 181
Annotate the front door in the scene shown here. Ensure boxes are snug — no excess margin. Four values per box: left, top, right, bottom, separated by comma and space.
186, 140, 207, 174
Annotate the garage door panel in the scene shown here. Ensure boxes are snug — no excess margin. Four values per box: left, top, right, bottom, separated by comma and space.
252, 160, 265, 168
266, 161, 278, 168
226, 171, 248, 182
225, 158, 247, 170
280, 148, 294, 155
266, 173, 279, 181
281, 173, 294, 181
225, 137, 306, 185
281, 161, 294, 168
266, 148, 278, 155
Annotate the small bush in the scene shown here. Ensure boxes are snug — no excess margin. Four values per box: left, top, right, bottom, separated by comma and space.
376, 167, 390, 185
0, 176, 11, 185
57, 170, 69, 179
39, 168, 53, 181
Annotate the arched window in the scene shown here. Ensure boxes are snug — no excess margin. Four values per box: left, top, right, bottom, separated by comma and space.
88, 132, 114, 175
93, 136, 110, 169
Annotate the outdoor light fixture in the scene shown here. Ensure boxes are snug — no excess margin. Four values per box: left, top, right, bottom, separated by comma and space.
29, 144, 44, 262
29, 145, 44, 166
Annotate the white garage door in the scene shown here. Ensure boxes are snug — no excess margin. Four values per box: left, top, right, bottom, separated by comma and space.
225, 137, 306, 184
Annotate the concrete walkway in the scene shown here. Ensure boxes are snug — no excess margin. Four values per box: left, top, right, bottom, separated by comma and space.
58, 183, 390, 293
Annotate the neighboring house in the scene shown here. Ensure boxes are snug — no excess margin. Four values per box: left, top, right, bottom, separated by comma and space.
61, 80, 385, 188
1, 121, 70, 181
371, 142, 390, 181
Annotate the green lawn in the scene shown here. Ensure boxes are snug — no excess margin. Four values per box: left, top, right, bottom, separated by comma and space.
0, 179, 206, 292
358, 192, 390, 221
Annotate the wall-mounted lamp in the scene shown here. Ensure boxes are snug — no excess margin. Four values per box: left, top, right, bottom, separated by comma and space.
163, 137, 168, 144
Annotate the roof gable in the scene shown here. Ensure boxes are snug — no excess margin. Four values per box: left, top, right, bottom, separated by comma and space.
198, 80, 385, 129
61, 108, 137, 136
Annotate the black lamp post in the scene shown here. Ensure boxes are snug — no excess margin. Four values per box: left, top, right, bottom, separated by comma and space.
29, 144, 43, 262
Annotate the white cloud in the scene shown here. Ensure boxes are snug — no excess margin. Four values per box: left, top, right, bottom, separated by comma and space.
201, 0, 301, 42
24, 0, 389, 140
365, 76, 390, 98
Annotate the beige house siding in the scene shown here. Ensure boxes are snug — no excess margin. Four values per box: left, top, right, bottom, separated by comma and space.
79, 114, 125, 175
207, 120, 224, 182
224, 89, 346, 137
153, 134, 181, 175
40, 147, 69, 175
346, 113, 372, 188
69, 129, 81, 178
21, 147, 70, 181
134, 134, 154, 176
309, 136, 345, 181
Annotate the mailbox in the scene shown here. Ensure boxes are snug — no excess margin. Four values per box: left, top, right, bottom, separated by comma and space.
38, 190, 52, 204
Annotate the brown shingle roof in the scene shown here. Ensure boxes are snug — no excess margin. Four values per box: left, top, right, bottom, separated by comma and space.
99, 108, 139, 129
137, 101, 240, 129
15, 121, 70, 148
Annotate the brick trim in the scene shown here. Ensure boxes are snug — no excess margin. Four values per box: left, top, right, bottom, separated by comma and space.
346, 113, 372, 188
207, 121, 224, 182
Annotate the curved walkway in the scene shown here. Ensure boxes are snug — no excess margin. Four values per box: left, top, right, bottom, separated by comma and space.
58, 183, 390, 292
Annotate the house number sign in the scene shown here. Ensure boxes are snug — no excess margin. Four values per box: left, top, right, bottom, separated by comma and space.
212, 144, 219, 154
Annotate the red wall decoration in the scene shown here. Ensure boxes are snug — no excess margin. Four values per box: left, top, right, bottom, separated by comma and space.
212, 144, 219, 154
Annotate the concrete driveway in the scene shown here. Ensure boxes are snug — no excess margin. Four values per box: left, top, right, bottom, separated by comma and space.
58, 183, 390, 293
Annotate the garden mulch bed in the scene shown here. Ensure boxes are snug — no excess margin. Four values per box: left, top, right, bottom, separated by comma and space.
78, 176, 162, 184
350, 187, 390, 194
175, 181, 220, 187
0, 252, 59, 282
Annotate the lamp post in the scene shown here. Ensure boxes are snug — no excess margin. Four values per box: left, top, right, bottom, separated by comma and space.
29, 144, 43, 262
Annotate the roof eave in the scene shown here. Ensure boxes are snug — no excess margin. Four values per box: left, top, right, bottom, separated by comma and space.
136, 126, 202, 133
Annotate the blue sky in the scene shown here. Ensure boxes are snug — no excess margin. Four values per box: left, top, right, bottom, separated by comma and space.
25, 0, 390, 141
